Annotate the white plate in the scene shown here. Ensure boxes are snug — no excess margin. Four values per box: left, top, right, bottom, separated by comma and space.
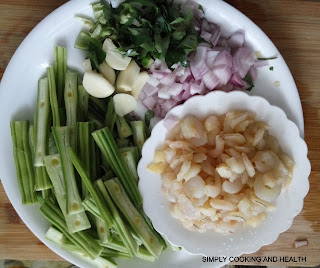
0, 0, 304, 268
138, 91, 310, 258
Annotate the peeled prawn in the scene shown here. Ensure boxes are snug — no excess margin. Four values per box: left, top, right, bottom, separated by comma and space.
254, 174, 281, 202
222, 178, 243, 194
183, 176, 206, 198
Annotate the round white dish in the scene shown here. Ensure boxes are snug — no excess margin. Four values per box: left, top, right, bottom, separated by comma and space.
0, 0, 306, 267
138, 90, 310, 257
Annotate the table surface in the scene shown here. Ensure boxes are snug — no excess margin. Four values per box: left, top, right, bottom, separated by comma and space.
0, 0, 319, 266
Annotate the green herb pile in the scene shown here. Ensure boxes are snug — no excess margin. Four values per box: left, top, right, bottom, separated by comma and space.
75, 0, 202, 68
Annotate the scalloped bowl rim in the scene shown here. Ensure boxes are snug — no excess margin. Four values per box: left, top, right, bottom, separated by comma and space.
138, 90, 310, 257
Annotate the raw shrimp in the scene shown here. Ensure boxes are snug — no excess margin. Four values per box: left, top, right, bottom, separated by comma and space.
241, 152, 255, 177
216, 163, 233, 179
223, 133, 246, 146
183, 176, 206, 198
222, 178, 243, 194
254, 174, 281, 202
208, 135, 224, 158
253, 150, 280, 173
210, 199, 237, 211
180, 115, 204, 139
177, 194, 201, 220
204, 115, 221, 133
225, 157, 245, 174
177, 160, 192, 181
184, 163, 201, 181
149, 111, 295, 234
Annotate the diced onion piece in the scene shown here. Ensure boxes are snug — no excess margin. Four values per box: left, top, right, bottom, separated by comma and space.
82, 71, 115, 98
117, 60, 140, 92
103, 38, 131, 70
113, 93, 137, 117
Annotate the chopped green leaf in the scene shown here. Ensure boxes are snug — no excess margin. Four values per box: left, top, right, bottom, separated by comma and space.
257, 56, 278, 60
80, 0, 201, 67
145, 110, 155, 127
245, 74, 255, 91
269, 66, 274, 71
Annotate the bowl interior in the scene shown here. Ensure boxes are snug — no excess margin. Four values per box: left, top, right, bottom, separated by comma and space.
138, 91, 310, 256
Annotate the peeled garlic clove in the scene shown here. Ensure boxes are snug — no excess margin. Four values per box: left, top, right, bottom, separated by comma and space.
131, 71, 149, 99
116, 60, 140, 92
103, 38, 131, 70
82, 58, 92, 71
82, 71, 115, 98
99, 61, 116, 85
113, 93, 137, 117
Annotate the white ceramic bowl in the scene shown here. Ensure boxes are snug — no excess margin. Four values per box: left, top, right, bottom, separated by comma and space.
138, 90, 310, 257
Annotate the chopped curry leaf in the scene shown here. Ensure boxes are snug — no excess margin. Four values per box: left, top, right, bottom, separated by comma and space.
82, 0, 202, 67
245, 74, 254, 91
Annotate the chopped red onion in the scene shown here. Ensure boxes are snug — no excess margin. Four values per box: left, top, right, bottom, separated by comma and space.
212, 65, 232, 86
228, 30, 245, 49
163, 114, 179, 130
202, 71, 219, 90
232, 47, 255, 78
230, 72, 246, 87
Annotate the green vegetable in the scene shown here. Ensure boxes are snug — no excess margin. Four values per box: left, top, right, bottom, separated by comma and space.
78, 0, 200, 67
119, 146, 139, 163
245, 74, 254, 91
39, 197, 103, 259
257, 56, 278, 60
83, 197, 103, 220
45, 226, 65, 245
54, 46, 67, 107
269, 66, 274, 71
48, 133, 58, 155
116, 116, 133, 139
52, 127, 84, 215
101, 248, 131, 259
94, 179, 138, 257
68, 147, 113, 228
105, 97, 117, 132
35, 166, 52, 191
105, 178, 164, 258
121, 149, 138, 182
116, 138, 130, 148
34, 78, 50, 167
10, 121, 37, 204
145, 110, 155, 128
47, 66, 60, 127
130, 121, 146, 156
92, 127, 142, 207
75, 32, 91, 50
64, 72, 78, 151
96, 217, 112, 243
77, 85, 89, 122
77, 122, 97, 198
44, 154, 91, 233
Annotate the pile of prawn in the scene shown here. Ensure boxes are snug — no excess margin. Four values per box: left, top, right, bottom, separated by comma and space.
148, 111, 295, 234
